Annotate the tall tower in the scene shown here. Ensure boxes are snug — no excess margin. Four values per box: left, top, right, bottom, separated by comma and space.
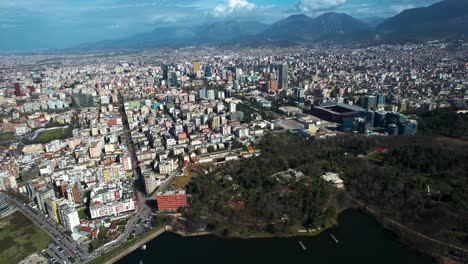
171, 72, 178, 87
278, 63, 288, 90
205, 66, 212, 77
162, 65, 169, 81
235, 68, 242, 81
193, 60, 200, 74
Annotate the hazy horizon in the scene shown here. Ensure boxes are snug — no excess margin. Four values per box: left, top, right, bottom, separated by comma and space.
0, 0, 440, 51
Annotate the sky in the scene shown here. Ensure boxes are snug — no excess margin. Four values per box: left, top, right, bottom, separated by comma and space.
0, 0, 441, 50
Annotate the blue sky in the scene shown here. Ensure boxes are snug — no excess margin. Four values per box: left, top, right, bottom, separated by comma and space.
0, 0, 440, 50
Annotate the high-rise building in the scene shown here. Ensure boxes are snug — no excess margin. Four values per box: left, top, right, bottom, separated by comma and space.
229, 102, 237, 113
58, 203, 80, 232
278, 63, 288, 90
294, 87, 305, 100
399, 99, 408, 113
359, 109, 375, 126
374, 111, 386, 127
235, 68, 243, 81
171, 72, 178, 87
386, 112, 407, 125
14, 83, 25, 96
0, 172, 17, 191
162, 65, 169, 80
207, 89, 215, 100
264, 81, 278, 92
342, 117, 355, 132
199, 88, 207, 99
193, 60, 201, 74
144, 173, 158, 195
205, 66, 212, 77
120, 153, 132, 171
211, 116, 221, 130
221, 69, 227, 80
399, 120, 418, 135
362, 95, 377, 110
45, 198, 60, 223
377, 94, 385, 107
387, 124, 399, 135
35, 187, 55, 213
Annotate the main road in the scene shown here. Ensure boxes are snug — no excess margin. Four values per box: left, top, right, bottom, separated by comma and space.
85, 91, 154, 261
87, 91, 181, 262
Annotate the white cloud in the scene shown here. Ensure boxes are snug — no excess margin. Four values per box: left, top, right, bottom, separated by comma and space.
390, 4, 416, 13
296, 0, 347, 13
214, 0, 255, 16
108, 24, 121, 29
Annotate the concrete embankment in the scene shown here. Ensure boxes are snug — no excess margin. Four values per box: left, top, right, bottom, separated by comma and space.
172, 230, 212, 237
106, 226, 169, 264
104, 228, 213, 264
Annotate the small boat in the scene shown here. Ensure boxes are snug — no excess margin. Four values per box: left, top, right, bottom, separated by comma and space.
298, 240, 307, 251
141, 244, 147, 250
330, 234, 339, 243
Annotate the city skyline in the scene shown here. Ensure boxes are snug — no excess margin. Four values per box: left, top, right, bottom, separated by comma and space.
0, 0, 441, 50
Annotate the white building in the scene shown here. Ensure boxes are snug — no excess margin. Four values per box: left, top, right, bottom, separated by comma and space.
0, 172, 17, 191
89, 198, 137, 219
321, 172, 345, 189
59, 206, 80, 232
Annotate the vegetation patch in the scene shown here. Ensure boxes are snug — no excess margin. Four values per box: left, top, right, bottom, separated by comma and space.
34, 127, 70, 143
0, 211, 52, 264
0, 132, 15, 141
183, 132, 468, 248
416, 107, 468, 139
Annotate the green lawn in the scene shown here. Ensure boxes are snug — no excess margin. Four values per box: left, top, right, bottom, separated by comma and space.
0, 132, 15, 141
34, 127, 70, 143
0, 211, 52, 264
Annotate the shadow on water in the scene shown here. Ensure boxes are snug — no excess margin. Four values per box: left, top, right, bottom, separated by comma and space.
119, 209, 434, 264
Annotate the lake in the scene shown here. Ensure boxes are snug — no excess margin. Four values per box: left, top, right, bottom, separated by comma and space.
118, 209, 434, 264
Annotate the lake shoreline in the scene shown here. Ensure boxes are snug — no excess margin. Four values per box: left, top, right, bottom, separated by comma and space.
117, 209, 434, 264
108, 200, 467, 264
173, 203, 466, 264
349, 199, 467, 264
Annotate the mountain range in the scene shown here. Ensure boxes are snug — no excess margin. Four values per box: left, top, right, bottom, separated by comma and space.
83, 0, 468, 49
377, 0, 468, 41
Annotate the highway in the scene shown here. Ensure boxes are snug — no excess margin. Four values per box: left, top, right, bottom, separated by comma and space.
7, 195, 89, 262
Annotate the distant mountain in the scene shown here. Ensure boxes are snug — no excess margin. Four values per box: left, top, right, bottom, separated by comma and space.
257, 12, 373, 43
84, 20, 267, 49
81, 0, 468, 49
377, 0, 468, 41
257, 14, 317, 42
195, 20, 268, 44
359, 17, 386, 27
87, 27, 196, 49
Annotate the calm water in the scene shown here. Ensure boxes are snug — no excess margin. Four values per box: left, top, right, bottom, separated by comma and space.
118, 209, 433, 264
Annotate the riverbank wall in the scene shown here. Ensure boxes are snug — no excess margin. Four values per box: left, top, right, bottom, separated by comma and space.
106, 226, 169, 264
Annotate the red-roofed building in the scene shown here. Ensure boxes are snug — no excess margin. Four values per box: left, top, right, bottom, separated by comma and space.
14, 83, 25, 96
375, 148, 388, 154
108, 119, 117, 126
27, 86, 35, 93
156, 190, 187, 211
